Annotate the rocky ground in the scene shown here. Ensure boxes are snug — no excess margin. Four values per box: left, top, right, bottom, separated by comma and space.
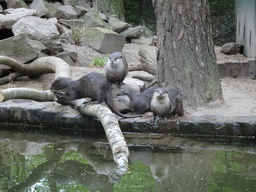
0, 43, 255, 118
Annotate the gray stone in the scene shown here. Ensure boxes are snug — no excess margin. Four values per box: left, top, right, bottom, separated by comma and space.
60, 43, 78, 62
131, 36, 155, 45
221, 42, 243, 55
108, 17, 129, 33
99, 12, 108, 21
56, 52, 75, 66
29, 0, 48, 17
6, 0, 27, 9
12, 16, 61, 54
58, 5, 78, 19
0, 33, 45, 63
121, 26, 153, 39
80, 27, 125, 54
60, 32, 76, 45
59, 19, 86, 29
0, 8, 37, 29
0, 5, 3, 13
73, 5, 88, 17
81, 8, 110, 29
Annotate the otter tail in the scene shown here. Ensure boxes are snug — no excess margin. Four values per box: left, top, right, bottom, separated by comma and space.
105, 91, 142, 118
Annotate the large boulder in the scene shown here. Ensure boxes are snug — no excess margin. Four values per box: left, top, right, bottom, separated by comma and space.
12, 16, 61, 54
0, 8, 37, 29
29, 0, 49, 17
131, 36, 156, 46
221, 42, 243, 55
81, 8, 110, 29
0, 33, 45, 63
59, 19, 86, 29
56, 5, 78, 19
6, 0, 28, 9
108, 18, 129, 33
80, 27, 125, 54
120, 26, 153, 39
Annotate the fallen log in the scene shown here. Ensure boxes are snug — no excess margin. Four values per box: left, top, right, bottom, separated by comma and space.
0, 56, 71, 84
0, 88, 56, 102
73, 98, 129, 176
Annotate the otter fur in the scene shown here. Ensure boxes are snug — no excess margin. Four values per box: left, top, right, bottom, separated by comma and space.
116, 86, 159, 114
104, 52, 128, 85
151, 87, 184, 122
50, 72, 140, 118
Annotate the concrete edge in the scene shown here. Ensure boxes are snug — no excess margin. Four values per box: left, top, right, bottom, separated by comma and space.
0, 100, 255, 138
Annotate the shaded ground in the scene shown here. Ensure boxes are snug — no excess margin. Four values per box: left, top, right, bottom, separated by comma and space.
0, 44, 255, 117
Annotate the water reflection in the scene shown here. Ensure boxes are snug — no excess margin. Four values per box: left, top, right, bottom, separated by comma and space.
0, 125, 256, 191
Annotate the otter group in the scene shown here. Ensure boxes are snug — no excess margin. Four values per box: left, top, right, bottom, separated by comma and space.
51, 51, 184, 121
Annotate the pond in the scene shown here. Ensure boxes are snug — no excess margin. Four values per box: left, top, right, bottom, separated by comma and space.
0, 124, 256, 192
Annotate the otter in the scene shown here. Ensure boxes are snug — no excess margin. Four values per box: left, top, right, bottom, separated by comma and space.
50, 72, 141, 118
115, 86, 159, 114
150, 87, 184, 123
104, 52, 128, 85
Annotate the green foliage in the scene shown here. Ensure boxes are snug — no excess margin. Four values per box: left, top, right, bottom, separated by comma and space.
114, 161, 155, 192
90, 54, 109, 67
123, 0, 156, 34
123, 0, 236, 45
209, 0, 236, 45
71, 27, 87, 45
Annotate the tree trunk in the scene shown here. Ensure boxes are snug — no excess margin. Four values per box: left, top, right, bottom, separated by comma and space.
154, 0, 223, 108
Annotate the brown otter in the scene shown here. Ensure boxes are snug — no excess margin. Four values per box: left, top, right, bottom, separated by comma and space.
151, 87, 184, 123
115, 86, 159, 114
104, 52, 128, 85
50, 72, 141, 118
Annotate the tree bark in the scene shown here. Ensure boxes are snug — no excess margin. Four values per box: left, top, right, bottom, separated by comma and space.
154, 0, 223, 108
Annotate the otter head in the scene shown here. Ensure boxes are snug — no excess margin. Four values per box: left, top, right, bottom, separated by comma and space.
50, 77, 77, 104
107, 52, 124, 68
115, 88, 134, 110
153, 88, 169, 104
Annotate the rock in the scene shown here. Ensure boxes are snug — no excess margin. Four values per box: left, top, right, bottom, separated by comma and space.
56, 52, 76, 66
73, 5, 88, 17
81, 8, 110, 29
12, 16, 61, 54
108, 17, 129, 33
60, 32, 76, 45
60, 43, 78, 62
0, 8, 37, 29
59, 19, 86, 29
0, 5, 3, 13
80, 27, 125, 54
0, 33, 45, 63
221, 42, 243, 55
57, 5, 78, 19
29, 0, 49, 17
131, 36, 155, 45
120, 26, 153, 39
6, 0, 28, 9
99, 12, 108, 21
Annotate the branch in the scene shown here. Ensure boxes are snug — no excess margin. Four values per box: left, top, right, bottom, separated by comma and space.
73, 99, 129, 177
0, 88, 56, 102
0, 56, 71, 84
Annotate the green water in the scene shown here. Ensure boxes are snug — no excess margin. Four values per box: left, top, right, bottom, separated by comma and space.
0, 125, 256, 192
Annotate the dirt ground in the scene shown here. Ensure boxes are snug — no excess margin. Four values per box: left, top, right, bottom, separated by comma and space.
0, 44, 255, 117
